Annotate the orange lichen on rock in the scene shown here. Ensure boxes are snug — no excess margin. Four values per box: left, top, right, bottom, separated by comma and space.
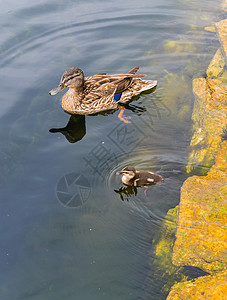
172, 141, 227, 273
167, 270, 227, 300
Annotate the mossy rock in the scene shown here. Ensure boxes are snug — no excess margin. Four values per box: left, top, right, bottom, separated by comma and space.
186, 78, 227, 173
215, 19, 227, 62
204, 25, 216, 32
161, 72, 193, 123
163, 39, 196, 54
173, 141, 227, 274
145, 206, 190, 295
167, 270, 227, 300
206, 48, 225, 78
222, 0, 227, 11
154, 206, 179, 258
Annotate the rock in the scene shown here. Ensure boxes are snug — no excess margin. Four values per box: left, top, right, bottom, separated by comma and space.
219, 69, 227, 83
222, 0, 227, 12
167, 270, 227, 300
206, 48, 225, 77
161, 72, 193, 123
145, 206, 191, 296
163, 39, 196, 53
154, 206, 179, 258
204, 25, 216, 32
215, 19, 227, 62
173, 141, 227, 273
186, 78, 227, 173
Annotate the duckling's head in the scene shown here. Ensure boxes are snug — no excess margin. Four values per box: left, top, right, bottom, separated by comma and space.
49, 67, 84, 95
116, 166, 136, 181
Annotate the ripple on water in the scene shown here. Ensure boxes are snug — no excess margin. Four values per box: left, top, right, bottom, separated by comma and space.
1, 0, 221, 298
95, 148, 187, 231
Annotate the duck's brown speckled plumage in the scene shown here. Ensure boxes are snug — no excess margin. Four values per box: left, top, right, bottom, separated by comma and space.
49, 67, 157, 115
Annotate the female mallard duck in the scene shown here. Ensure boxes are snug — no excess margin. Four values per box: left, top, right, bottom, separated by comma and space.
49, 66, 157, 123
116, 166, 163, 187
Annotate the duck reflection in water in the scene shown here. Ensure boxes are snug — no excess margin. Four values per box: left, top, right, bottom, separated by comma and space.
49, 115, 86, 143
49, 103, 147, 143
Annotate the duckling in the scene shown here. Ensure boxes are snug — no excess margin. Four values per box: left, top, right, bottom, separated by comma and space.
49, 66, 157, 123
116, 166, 163, 187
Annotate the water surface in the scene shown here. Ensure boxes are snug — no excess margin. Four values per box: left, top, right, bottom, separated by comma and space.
0, 0, 223, 299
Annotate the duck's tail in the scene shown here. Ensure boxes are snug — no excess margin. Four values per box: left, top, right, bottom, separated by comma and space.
127, 66, 140, 74
117, 79, 157, 104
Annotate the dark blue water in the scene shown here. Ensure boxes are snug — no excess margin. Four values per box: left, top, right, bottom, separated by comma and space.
0, 0, 222, 299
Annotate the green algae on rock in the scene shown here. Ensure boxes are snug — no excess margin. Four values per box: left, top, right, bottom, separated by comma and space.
154, 206, 179, 258
186, 18, 227, 174
186, 78, 227, 173
147, 206, 190, 295
167, 270, 227, 300
163, 38, 196, 54
172, 141, 227, 274
222, 0, 227, 11
215, 19, 227, 62
204, 25, 216, 32
206, 48, 225, 77
161, 72, 193, 123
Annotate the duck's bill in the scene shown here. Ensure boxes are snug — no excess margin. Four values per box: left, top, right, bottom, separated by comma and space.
49, 84, 65, 95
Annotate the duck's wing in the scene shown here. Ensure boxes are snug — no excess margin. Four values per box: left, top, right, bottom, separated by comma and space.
80, 80, 118, 113
84, 67, 146, 96
136, 171, 163, 185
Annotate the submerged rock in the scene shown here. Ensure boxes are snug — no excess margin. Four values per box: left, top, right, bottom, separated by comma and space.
204, 25, 216, 32
206, 48, 225, 77
161, 72, 193, 123
145, 206, 191, 296
163, 39, 196, 54
167, 270, 227, 300
172, 141, 227, 273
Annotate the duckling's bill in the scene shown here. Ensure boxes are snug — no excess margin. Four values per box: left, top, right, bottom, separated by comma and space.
116, 171, 123, 175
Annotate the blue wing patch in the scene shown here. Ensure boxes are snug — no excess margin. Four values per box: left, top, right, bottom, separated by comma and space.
113, 92, 122, 101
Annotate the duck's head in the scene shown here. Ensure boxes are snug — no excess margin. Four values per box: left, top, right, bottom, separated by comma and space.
49, 67, 84, 95
116, 166, 136, 180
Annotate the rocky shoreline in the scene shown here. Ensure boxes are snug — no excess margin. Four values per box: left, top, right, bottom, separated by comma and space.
166, 17, 227, 300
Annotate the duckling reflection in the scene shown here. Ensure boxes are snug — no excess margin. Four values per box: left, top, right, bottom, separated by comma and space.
114, 186, 137, 201
49, 115, 85, 143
